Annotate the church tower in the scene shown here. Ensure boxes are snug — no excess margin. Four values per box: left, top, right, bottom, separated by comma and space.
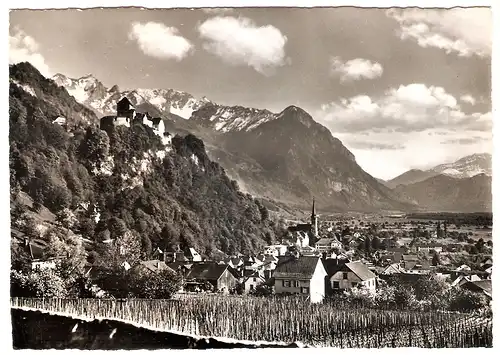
311, 198, 319, 239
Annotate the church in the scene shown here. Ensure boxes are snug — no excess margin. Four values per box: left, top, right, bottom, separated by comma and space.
286, 199, 319, 248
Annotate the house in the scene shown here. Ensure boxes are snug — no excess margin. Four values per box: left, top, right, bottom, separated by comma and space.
135, 260, 174, 274
329, 261, 377, 293
185, 262, 238, 293
184, 247, 203, 262
455, 264, 472, 273
461, 280, 492, 298
451, 274, 481, 288
241, 269, 266, 293
299, 245, 320, 256
415, 242, 443, 253
226, 256, 244, 270
167, 261, 193, 277
285, 231, 310, 248
381, 263, 404, 275
264, 245, 288, 257
273, 255, 327, 303
164, 250, 189, 264
315, 237, 343, 253
52, 116, 66, 126
31, 258, 59, 271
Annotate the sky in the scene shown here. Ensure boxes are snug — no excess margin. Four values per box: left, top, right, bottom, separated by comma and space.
8, 6, 492, 180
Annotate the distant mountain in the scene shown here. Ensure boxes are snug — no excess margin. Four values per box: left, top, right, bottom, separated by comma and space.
385, 169, 439, 189
394, 173, 492, 213
386, 153, 492, 189
192, 105, 416, 212
52, 73, 211, 119
430, 153, 492, 179
52, 70, 417, 212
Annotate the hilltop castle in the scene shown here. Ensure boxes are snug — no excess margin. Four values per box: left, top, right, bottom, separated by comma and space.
99, 97, 168, 141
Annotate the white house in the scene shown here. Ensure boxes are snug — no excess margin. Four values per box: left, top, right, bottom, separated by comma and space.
264, 245, 288, 257
330, 261, 377, 293
315, 237, 343, 253
242, 269, 266, 293
52, 116, 66, 126
31, 258, 59, 271
273, 255, 327, 303
185, 247, 202, 262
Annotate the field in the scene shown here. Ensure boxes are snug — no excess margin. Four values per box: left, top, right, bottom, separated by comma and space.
11, 297, 493, 348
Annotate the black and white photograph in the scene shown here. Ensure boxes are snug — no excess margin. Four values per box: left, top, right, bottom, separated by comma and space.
7, 1, 494, 349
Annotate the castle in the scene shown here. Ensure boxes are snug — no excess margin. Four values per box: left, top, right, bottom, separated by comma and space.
99, 97, 168, 142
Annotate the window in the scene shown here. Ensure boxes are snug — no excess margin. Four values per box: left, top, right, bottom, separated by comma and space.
301, 287, 309, 294
351, 281, 358, 287
253, 277, 257, 282
294, 280, 300, 288
343, 272, 348, 280
332, 281, 340, 289
283, 280, 291, 287
250, 284, 254, 290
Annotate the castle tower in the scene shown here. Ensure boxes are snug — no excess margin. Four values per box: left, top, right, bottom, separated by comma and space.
311, 197, 318, 239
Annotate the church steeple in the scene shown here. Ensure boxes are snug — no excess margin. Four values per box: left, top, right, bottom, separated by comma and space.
311, 197, 316, 219
311, 197, 318, 239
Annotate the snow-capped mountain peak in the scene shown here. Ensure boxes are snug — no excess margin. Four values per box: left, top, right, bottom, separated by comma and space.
189, 103, 276, 133
430, 153, 492, 178
52, 73, 212, 119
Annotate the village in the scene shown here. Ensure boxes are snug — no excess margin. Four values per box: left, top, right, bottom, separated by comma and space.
13, 193, 492, 305
10, 96, 492, 306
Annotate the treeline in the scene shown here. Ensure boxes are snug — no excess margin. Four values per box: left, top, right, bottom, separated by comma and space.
407, 212, 492, 227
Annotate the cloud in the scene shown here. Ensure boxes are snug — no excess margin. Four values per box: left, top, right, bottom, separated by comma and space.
197, 16, 288, 75
440, 136, 485, 145
316, 83, 491, 133
329, 57, 383, 82
334, 129, 492, 180
460, 94, 477, 105
9, 28, 51, 77
387, 8, 492, 57
128, 22, 194, 61
344, 140, 405, 150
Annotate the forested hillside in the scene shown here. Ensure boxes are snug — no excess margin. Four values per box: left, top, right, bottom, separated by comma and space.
9, 62, 285, 265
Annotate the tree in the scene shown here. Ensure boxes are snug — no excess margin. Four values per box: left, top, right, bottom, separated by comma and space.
448, 289, 489, 312
43, 227, 87, 276
475, 238, 485, 254
371, 236, 381, 250
10, 269, 68, 298
79, 127, 110, 166
160, 223, 180, 251
432, 253, 442, 266
55, 208, 78, 229
364, 237, 372, 254
128, 268, 182, 299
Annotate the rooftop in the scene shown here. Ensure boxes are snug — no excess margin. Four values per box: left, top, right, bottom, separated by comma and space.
273, 256, 321, 279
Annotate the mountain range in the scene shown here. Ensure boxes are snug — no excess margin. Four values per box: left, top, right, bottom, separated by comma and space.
383, 153, 492, 189
51, 71, 492, 213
